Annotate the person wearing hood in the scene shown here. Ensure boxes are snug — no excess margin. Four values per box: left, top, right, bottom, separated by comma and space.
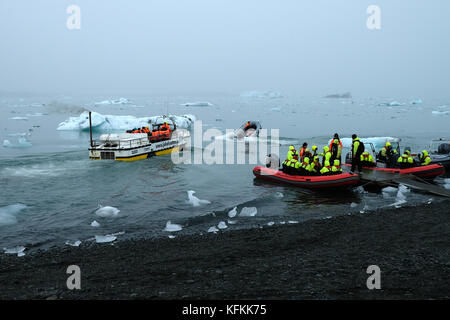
397, 149, 415, 168
321, 146, 332, 167
418, 150, 431, 166
286, 145, 299, 161
331, 159, 343, 174
329, 133, 343, 163
299, 142, 308, 160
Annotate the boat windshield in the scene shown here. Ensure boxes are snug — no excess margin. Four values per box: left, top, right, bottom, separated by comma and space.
429, 139, 450, 153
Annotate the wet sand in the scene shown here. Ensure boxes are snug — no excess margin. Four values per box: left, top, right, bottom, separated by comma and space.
1, 200, 449, 300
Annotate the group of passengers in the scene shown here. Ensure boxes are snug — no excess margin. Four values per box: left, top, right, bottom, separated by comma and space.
126, 122, 173, 141
281, 133, 344, 176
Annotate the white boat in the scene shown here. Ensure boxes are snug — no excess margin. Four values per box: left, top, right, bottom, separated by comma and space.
87, 112, 190, 161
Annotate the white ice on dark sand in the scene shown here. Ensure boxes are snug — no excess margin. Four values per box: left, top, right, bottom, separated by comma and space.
3, 246, 26, 257
163, 221, 183, 232
65, 240, 82, 247
227, 220, 237, 225
218, 221, 227, 229
0, 204, 27, 226
91, 220, 100, 227
187, 190, 211, 207
57, 111, 196, 131
239, 207, 257, 217
267, 221, 275, 226
95, 206, 120, 217
95, 234, 117, 243
228, 207, 237, 218
444, 179, 450, 190
208, 226, 219, 233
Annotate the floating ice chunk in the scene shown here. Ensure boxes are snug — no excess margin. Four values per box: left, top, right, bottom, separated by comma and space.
65, 240, 82, 247
218, 221, 227, 229
350, 202, 358, 208
95, 206, 120, 217
164, 221, 182, 232
267, 221, 275, 226
181, 102, 212, 107
389, 101, 403, 106
208, 226, 219, 233
57, 111, 196, 131
4, 246, 26, 256
390, 199, 407, 208
279, 221, 286, 224
274, 192, 284, 198
227, 219, 237, 225
3, 137, 32, 148
240, 91, 283, 99
91, 220, 101, 227
94, 97, 131, 105
95, 235, 117, 243
410, 99, 422, 105
239, 207, 257, 217
288, 220, 298, 224
432, 110, 450, 116
227, 207, 237, 218
187, 190, 211, 207
168, 235, 176, 239
0, 204, 27, 226
10, 117, 28, 120
382, 186, 398, 193
445, 179, 450, 190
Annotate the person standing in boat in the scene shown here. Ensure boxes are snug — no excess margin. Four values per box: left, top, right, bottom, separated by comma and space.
351, 134, 365, 172
299, 142, 308, 161
329, 133, 343, 163
418, 150, 431, 166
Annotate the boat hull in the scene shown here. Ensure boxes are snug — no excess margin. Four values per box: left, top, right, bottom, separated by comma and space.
253, 166, 360, 190
342, 163, 445, 180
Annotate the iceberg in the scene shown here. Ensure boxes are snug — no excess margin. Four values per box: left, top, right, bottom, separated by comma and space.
227, 207, 237, 218
4, 246, 26, 257
0, 204, 27, 226
91, 220, 101, 227
324, 92, 352, 99
10, 117, 29, 120
240, 91, 283, 99
217, 221, 227, 229
181, 102, 212, 107
94, 97, 131, 105
208, 226, 219, 233
57, 111, 196, 131
432, 110, 450, 116
3, 137, 32, 148
65, 240, 82, 247
410, 99, 422, 105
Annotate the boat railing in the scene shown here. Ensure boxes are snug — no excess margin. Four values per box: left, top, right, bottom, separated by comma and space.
91, 132, 179, 149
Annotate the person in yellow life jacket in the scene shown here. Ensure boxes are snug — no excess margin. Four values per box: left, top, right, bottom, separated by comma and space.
360, 151, 376, 167
351, 134, 365, 172
286, 145, 299, 161
321, 146, 332, 167
378, 141, 398, 165
285, 155, 301, 175
302, 148, 312, 162
299, 142, 308, 160
310, 155, 322, 175
320, 160, 332, 175
397, 149, 415, 168
299, 156, 313, 175
311, 145, 318, 157
329, 133, 343, 163
331, 159, 343, 174
418, 150, 431, 166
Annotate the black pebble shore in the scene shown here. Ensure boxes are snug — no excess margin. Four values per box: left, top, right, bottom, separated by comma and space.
1, 200, 449, 300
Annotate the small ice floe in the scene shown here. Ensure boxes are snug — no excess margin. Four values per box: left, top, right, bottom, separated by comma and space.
279, 221, 286, 225
218, 221, 227, 229
3, 137, 32, 148
239, 207, 257, 217
274, 192, 284, 198
10, 117, 28, 120
288, 221, 298, 224
426, 198, 433, 204
444, 179, 450, 190
168, 235, 176, 239
95, 205, 120, 217
208, 226, 219, 233
0, 204, 27, 226
228, 207, 237, 218
163, 221, 183, 232
181, 102, 212, 107
240, 91, 283, 99
396, 184, 410, 201
267, 221, 275, 226
410, 99, 422, 105
389, 101, 403, 106
91, 220, 101, 227
187, 190, 211, 207
65, 240, 82, 247
95, 234, 117, 243
94, 97, 130, 105
432, 110, 450, 116
4, 246, 26, 257
227, 219, 237, 225
350, 202, 358, 208
390, 200, 407, 208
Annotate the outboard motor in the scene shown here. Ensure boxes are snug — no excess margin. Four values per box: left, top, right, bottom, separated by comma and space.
438, 143, 450, 154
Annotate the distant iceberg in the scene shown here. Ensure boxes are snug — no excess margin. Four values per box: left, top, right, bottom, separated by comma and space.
378, 101, 404, 107
181, 102, 212, 107
240, 91, 283, 99
432, 110, 450, 116
57, 111, 196, 131
334, 137, 400, 149
324, 92, 352, 99
410, 99, 422, 105
3, 137, 32, 148
94, 97, 131, 105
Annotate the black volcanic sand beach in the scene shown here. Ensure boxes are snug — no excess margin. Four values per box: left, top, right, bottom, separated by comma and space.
1, 200, 449, 300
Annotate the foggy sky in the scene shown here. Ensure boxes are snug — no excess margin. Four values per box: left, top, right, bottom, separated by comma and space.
1, 0, 449, 98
